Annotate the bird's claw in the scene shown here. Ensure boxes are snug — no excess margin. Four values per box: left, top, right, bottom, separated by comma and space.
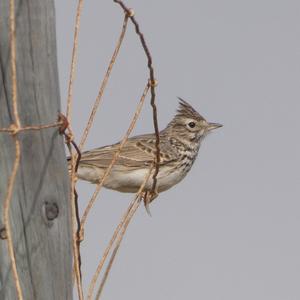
144, 201, 152, 217
143, 190, 158, 217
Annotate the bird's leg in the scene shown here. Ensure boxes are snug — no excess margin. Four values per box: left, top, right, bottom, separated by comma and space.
143, 190, 159, 217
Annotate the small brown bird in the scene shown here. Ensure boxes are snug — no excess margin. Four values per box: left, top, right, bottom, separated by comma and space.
72, 98, 222, 211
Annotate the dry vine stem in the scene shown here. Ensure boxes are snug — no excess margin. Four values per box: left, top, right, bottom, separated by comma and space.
87, 166, 154, 300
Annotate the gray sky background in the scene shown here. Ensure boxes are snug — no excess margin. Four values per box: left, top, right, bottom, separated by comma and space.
55, 1, 300, 299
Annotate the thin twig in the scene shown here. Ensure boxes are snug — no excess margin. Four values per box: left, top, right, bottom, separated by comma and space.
80, 83, 150, 233
79, 15, 129, 150
87, 166, 153, 300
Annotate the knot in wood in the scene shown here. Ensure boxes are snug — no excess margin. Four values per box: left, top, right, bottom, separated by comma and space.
44, 201, 59, 221
0, 227, 7, 240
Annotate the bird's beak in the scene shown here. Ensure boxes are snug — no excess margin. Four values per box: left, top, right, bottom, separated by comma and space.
206, 122, 223, 131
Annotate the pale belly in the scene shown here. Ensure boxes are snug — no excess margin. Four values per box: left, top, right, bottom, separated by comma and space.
77, 165, 188, 193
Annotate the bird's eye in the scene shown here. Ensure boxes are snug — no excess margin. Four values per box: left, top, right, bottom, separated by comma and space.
188, 121, 196, 128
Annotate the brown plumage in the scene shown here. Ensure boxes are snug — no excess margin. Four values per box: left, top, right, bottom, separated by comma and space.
70, 99, 222, 211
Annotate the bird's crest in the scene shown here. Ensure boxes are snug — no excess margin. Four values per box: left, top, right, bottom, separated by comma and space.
176, 97, 205, 121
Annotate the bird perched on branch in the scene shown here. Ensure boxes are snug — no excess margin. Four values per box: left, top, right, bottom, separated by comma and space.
70, 98, 222, 213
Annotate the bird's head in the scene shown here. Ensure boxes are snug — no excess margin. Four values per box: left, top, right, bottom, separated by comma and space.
165, 98, 222, 142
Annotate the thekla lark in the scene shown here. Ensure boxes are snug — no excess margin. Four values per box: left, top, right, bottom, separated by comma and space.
70, 98, 222, 210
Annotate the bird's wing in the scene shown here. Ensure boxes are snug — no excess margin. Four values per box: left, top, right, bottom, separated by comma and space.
79, 133, 178, 169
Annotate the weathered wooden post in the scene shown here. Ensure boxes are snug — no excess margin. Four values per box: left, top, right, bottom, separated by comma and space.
0, 1, 73, 299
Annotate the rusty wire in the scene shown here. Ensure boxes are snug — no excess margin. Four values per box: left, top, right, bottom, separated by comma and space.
1, 1, 66, 299
1, 0, 24, 299
94, 193, 144, 300
53, 112, 83, 298
1, 1, 161, 299
79, 0, 160, 241
113, 0, 161, 198
3, 141, 22, 300
1, 3, 83, 300
0, 121, 63, 133
80, 83, 150, 234
66, 0, 84, 125
64, 1, 86, 298
66, 139, 84, 300
77, 2, 161, 298
87, 166, 154, 300
79, 14, 129, 151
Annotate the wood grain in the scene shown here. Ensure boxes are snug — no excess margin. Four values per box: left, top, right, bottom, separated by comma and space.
0, 1, 73, 299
